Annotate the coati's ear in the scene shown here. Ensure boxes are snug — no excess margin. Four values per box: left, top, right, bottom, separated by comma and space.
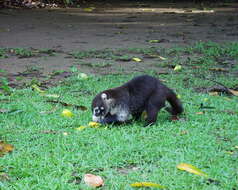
101, 93, 115, 106
101, 93, 107, 100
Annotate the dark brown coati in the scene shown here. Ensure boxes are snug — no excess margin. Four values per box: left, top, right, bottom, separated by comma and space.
91, 75, 183, 126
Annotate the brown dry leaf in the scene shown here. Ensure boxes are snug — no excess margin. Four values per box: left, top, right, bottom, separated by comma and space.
209, 68, 228, 72
83, 174, 104, 187
0, 141, 14, 157
196, 112, 204, 115
177, 163, 208, 178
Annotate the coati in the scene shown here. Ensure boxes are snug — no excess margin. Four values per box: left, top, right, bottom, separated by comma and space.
91, 75, 183, 126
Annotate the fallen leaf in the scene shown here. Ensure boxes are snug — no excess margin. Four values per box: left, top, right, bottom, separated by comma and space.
31, 84, 45, 93
131, 182, 165, 189
132, 57, 142, 62
78, 73, 88, 80
63, 132, 68, 136
88, 122, 101, 127
229, 89, 238, 96
196, 112, 204, 115
177, 163, 208, 178
61, 109, 73, 117
174, 65, 182, 71
235, 146, 238, 149
209, 92, 219, 96
177, 94, 181, 99
209, 68, 228, 72
0, 141, 14, 157
158, 56, 167, 60
75, 126, 88, 131
83, 7, 95, 12
83, 174, 104, 187
32, 85, 60, 98
141, 111, 147, 119
148, 40, 160, 43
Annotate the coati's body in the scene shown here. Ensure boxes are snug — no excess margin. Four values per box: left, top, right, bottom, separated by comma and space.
92, 75, 183, 126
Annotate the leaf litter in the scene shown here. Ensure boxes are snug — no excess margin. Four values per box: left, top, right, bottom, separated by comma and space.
0, 141, 14, 157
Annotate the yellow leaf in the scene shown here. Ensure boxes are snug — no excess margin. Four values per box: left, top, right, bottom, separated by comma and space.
209, 92, 219, 96
235, 145, 238, 149
177, 94, 181, 99
177, 163, 208, 178
83, 7, 95, 12
132, 57, 142, 62
88, 121, 100, 127
63, 132, 68, 136
203, 98, 208, 102
76, 126, 88, 131
148, 40, 160, 43
141, 111, 147, 119
229, 89, 238, 96
131, 182, 165, 189
78, 73, 88, 80
32, 84, 45, 93
61, 109, 73, 117
174, 65, 182, 71
0, 141, 14, 157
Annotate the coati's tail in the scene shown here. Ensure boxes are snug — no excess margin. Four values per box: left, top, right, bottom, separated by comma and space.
166, 89, 183, 115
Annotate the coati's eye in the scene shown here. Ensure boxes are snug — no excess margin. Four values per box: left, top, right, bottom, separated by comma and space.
93, 106, 106, 116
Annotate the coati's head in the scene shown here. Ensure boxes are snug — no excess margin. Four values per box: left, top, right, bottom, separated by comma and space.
92, 92, 115, 119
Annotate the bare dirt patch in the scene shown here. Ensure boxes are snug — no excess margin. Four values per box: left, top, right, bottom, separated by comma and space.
0, 1, 238, 87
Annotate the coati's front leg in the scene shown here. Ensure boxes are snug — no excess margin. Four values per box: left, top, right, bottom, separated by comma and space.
101, 113, 119, 124
132, 112, 142, 121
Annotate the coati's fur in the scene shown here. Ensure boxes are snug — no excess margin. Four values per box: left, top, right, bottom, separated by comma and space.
91, 75, 183, 126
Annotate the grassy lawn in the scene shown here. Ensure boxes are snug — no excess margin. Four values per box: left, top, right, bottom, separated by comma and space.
0, 42, 238, 190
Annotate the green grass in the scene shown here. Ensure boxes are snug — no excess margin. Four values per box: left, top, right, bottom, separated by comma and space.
0, 42, 238, 190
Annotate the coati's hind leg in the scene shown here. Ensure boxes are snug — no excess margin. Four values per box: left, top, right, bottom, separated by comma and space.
144, 94, 166, 127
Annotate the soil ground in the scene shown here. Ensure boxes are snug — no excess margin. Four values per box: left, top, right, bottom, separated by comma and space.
0, 1, 238, 87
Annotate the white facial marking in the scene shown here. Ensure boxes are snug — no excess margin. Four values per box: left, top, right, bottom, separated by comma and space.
93, 107, 99, 114
100, 107, 104, 110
